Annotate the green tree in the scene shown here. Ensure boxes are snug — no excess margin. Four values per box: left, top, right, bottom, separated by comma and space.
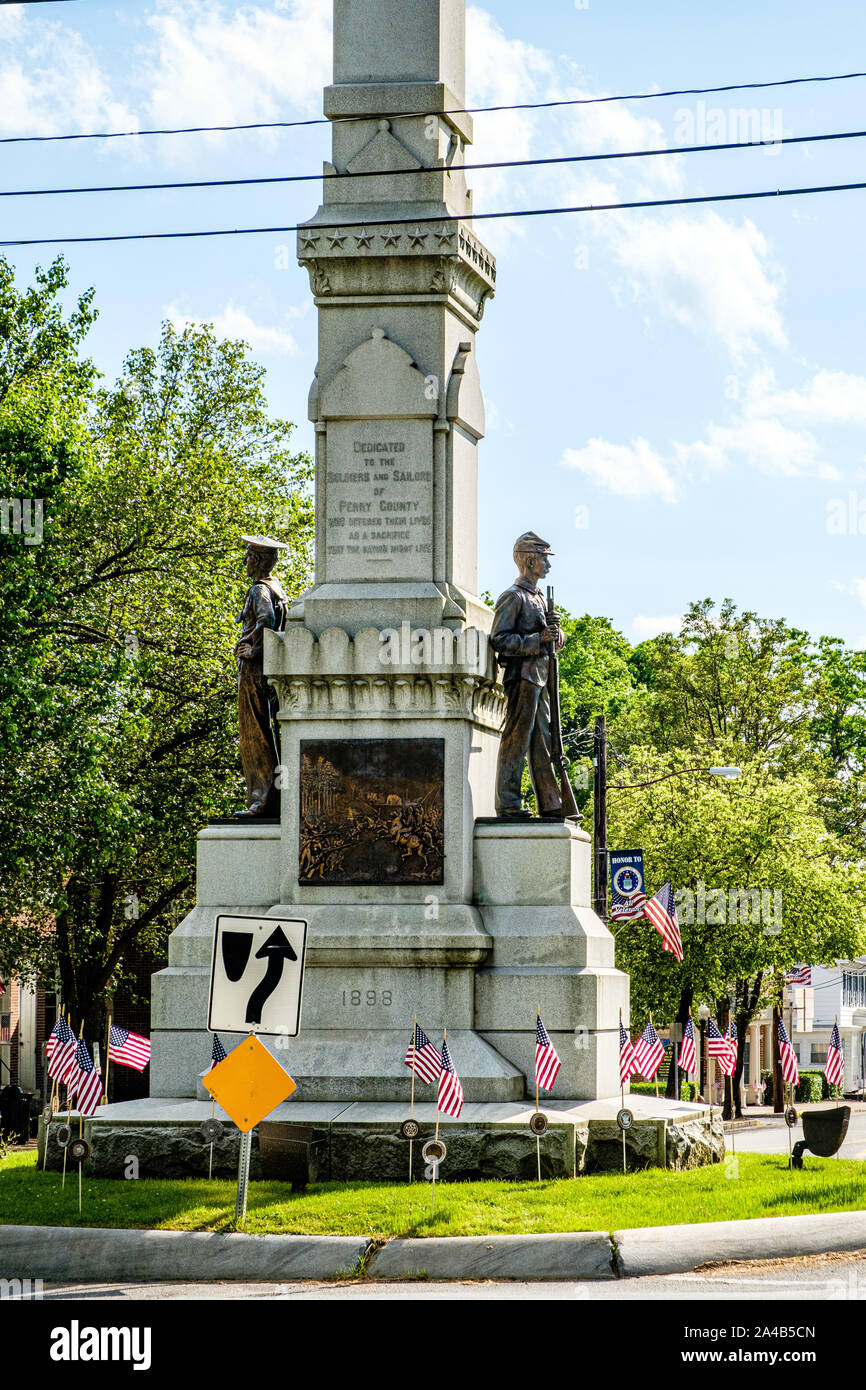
0, 272, 313, 1044
608, 746, 866, 1113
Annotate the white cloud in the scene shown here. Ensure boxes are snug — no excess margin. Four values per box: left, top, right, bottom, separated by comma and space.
607, 212, 786, 360
0, 14, 133, 136
165, 302, 300, 355
743, 368, 866, 427
561, 436, 679, 502
145, 0, 331, 130
632, 614, 683, 640
676, 415, 838, 481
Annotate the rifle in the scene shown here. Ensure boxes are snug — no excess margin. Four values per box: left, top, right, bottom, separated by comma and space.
546, 586, 581, 821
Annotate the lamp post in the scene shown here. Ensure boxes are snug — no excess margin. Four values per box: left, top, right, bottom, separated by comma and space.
697, 1001, 710, 1098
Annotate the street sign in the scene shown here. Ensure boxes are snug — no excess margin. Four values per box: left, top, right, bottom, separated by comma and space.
208, 914, 308, 1036
202, 1034, 297, 1133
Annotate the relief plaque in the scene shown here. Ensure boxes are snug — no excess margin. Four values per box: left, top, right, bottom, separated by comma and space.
299, 738, 445, 884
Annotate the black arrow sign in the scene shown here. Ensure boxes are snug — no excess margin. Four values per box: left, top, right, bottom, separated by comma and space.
245, 926, 298, 1025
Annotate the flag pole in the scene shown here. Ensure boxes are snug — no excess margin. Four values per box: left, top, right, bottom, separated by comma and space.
536, 1005, 542, 1183
42, 1001, 61, 1171
101, 1013, 111, 1106
649, 1011, 659, 1097
61, 1013, 73, 1190
77, 1023, 85, 1141
620, 1008, 627, 1176
409, 1014, 417, 1185
209, 1096, 215, 1181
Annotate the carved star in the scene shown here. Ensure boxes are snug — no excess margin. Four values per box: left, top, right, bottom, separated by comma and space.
380, 226, 400, 247
434, 223, 454, 247
407, 225, 428, 247
299, 230, 319, 252
326, 228, 348, 249
354, 227, 374, 249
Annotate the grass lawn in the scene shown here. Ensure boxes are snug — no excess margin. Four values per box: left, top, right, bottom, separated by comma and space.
1, 1150, 864, 1238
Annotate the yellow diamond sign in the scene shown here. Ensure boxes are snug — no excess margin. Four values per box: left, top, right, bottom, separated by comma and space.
202, 1034, 297, 1132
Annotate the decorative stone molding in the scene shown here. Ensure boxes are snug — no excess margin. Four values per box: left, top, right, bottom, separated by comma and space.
265, 623, 505, 729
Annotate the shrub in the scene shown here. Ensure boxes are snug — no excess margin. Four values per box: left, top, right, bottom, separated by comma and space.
795, 1071, 824, 1104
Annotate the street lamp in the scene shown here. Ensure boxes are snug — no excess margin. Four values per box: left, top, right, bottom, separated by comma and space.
709, 767, 742, 779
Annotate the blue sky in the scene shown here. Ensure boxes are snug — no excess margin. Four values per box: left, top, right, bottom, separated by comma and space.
3, 0, 866, 647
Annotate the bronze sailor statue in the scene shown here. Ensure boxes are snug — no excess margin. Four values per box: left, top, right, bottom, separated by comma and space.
234, 534, 289, 818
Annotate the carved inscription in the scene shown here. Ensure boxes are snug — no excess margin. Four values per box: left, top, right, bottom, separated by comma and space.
324, 419, 433, 581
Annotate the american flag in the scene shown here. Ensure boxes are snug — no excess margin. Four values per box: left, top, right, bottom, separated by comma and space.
633, 1020, 665, 1080
108, 1026, 151, 1072
210, 1034, 228, 1070
619, 1020, 639, 1084
404, 1022, 442, 1085
787, 965, 812, 986
67, 1039, 103, 1116
678, 1016, 697, 1076
825, 1022, 844, 1087
46, 1017, 78, 1083
777, 1017, 799, 1085
643, 882, 683, 963
535, 1014, 561, 1092
0, 976, 5, 996
437, 1037, 464, 1118
707, 1018, 736, 1075
727, 1019, 738, 1063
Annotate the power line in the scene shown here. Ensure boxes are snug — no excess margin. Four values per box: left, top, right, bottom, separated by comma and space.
3, 175, 866, 249
3, 68, 866, 145
5, 126, 866, 202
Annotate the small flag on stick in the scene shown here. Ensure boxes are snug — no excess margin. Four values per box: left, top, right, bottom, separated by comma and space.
437, 1036, 464, 1118
777, 1017, 799, 1086
825, 1021, 844, 1088
404, 1022, 442, 1084
619, 1020, 639, 1084
633, 1020, 665, 1080
210, 1034, 228, 1070
535, 1014, 561, 1093
47, 1017, 77, 1083
108, 1026, 151, 1072
727, 1019, 738, 1064
642, 882, 683, 962
67, 1039, 103, 1116
679, 1015, 697, 1076
708, 1018, 736, 1075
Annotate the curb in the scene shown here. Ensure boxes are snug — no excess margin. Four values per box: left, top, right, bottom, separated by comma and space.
366, 1232, 615, 1281
615, 1210, 866, 1278
0, 1226, 369, 1282
3, 1210, 865, 1283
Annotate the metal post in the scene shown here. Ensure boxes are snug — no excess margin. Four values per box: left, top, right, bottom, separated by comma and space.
235, 1130, 252, 1224
593, 716, 608, 921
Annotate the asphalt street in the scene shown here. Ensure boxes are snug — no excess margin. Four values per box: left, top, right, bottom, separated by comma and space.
726, 1105, 866, 1159
35, 1255, 866, 1300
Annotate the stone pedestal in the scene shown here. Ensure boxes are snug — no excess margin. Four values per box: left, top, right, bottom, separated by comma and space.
147, 0, 630, 1122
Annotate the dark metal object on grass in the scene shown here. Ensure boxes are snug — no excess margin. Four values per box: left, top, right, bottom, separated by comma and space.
791, 1105, 851, 1168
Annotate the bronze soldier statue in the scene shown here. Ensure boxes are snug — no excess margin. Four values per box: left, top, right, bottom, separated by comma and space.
235, 535, 289, 818
490, 531, 571, 819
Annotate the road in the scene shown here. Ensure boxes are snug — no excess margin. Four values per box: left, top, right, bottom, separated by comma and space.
35, 1253, 866, 1300
728, 1105, 866, 1159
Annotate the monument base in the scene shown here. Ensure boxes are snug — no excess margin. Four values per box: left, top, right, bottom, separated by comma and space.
41, 1096, 724, 1182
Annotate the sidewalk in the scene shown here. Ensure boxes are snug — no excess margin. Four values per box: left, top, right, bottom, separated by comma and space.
4, 1209, 866, 1283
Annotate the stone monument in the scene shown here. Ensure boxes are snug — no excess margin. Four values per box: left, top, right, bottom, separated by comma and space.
68, 0, 721, 1178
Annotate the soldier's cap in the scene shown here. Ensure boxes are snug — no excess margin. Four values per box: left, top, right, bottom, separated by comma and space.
241, 533, 290, 551
513, 531, 553, 555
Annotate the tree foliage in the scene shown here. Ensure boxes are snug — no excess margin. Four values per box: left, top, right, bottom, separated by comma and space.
0, 259, 313, 1038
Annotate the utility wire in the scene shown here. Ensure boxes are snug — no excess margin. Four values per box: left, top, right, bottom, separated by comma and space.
3, 68, 866, 145
5, 126, 866, 201
3, 176, 866, 249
